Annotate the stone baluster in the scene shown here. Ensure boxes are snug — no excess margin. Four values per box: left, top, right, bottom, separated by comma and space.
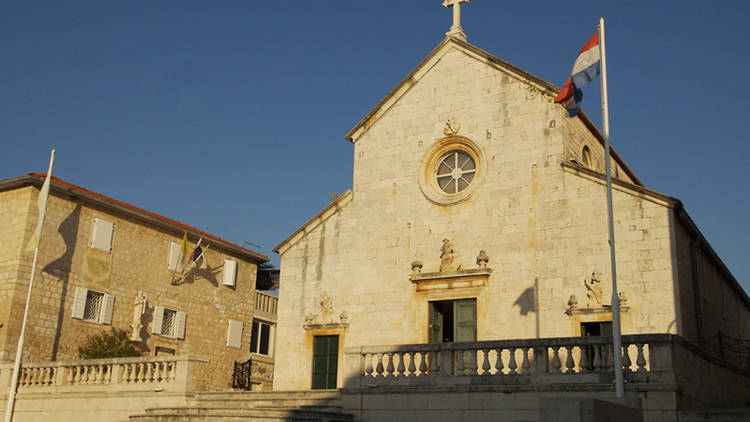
455, 350, 465, 375
407, 352, 416, 376
635, 343, 647, 372
138, 363, 146, 382
396, 352, 406, 377
364, 354, 373, 377
385, 353, 395, 377
95, 365, 104, 384
494, 348, 504, 375
145, 362, 154, 382
605, 344, 614, 372
481, 349, 491, 375
564, 346, 575, 373
508, 348, 518, 374
375, 353, 384, 377
73, 366, 81, 384
67, 366, 75, 384
521, 348, 531, 374
47, 367, 55, 385
551, 347, 562, 374
622, 343, 632, 373
418, 352, 428, 376
430, 351, 441, 375
579, 346, 590, 372
592, 346, 603, 372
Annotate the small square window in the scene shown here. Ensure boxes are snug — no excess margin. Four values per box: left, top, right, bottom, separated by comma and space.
83, 290, 104, 322
72, 287, 114, 325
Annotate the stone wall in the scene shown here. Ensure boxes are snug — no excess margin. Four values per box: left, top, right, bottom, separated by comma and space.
0, 185, 261, 390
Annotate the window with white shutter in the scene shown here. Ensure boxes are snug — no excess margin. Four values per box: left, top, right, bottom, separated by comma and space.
168, 241, 185, 272
152, 305, 186, 339
91, 218, 114, 252
226, 319, 243, 348
72, 287, 114, 325
222, 259, 237, 287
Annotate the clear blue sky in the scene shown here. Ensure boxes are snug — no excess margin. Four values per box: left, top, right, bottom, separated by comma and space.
2, 1, 748, 293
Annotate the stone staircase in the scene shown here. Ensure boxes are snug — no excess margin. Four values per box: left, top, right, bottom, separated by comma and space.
678, 408, 750, 422
127, 390, 356, 422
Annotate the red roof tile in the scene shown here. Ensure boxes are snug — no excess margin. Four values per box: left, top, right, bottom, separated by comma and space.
25, 172, 268, 262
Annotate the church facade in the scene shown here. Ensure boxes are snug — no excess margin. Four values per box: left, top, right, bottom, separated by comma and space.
272, 26, 749, 392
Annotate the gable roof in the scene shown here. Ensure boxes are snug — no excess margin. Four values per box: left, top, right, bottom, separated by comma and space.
345, 36, 642, 186
0, 172, 268, 264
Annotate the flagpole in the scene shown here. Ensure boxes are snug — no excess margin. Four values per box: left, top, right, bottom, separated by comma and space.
598, 17, 624, 398
4, 150, 55, 422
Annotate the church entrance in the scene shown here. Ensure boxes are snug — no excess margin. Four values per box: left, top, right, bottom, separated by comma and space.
429, 299, 476, 343
311, 335, 338, 390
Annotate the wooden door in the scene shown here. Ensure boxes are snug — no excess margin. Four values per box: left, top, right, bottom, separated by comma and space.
312, 335, 338, 389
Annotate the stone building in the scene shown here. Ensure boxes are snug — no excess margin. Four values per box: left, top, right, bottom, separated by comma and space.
0, 172, 277, 392
270, 3, 749, 419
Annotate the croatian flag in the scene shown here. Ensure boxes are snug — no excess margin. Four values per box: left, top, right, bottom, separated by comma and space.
555, 31, 601, 117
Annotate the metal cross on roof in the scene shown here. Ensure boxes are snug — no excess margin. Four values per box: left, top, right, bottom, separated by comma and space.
442, 0, 470, 41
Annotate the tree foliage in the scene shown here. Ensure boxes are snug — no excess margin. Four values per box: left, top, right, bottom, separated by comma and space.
77, 328, 142, 359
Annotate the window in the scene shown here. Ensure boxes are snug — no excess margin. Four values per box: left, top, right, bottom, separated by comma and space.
152, 305, 186, 339
581, 146, 592, 169
168, 241, 185, 272
418, 136, 485, 206
222, 260, 238, 287
250, 319, 273, 355
436, 150, 476, 194
226, 319, 244, 349
72, 287, 114, 325
91, 218, 114, 252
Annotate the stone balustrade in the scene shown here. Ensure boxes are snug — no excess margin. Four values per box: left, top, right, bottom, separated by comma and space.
343, 334, 678, 388
255, 291, 278, 322
0, 355, 209, 393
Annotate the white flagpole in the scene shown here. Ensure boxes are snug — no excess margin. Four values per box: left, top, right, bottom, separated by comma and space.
4, 150, 55, 422
598, 17, 625, 398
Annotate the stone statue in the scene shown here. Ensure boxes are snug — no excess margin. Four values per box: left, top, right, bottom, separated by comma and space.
130, 291, 147, 341
439, 238, 461, 272
584, 272, 604, 307
567, 294, 578, 311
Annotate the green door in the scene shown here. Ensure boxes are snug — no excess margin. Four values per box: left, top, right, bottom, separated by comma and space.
312, 335, 338, 389
454, 299, 477, 342
429, 303, 444, 343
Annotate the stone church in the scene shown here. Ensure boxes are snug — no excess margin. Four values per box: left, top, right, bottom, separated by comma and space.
271, 0, 749, 401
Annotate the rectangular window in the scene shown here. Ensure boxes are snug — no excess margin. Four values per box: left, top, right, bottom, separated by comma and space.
72, 287, 114, 325
152, 305, 186, 339
250, 320, 272, 355
91, 218, 114, 252
168, 241, 185, 272
222, 259, 237, 287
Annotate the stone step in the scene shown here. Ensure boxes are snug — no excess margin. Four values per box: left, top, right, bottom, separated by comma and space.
189, 390, 344, 410
128, 406, 354, 422
678, 408, 750, 422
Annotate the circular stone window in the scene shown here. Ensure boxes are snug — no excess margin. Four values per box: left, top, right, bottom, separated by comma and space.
418, 136, 485, 205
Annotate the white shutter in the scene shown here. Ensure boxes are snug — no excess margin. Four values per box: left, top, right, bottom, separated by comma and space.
175, 311, 187, 339
100, 294, 115, 325
226, 319, 243, 348
152, 305, 164, 334
168, 242, 184, 272
91, 218, 114, 252
72, 287, 87, 319
222, 260, 237, 287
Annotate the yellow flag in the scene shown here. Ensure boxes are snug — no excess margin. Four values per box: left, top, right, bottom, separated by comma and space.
180, 232, 189, 256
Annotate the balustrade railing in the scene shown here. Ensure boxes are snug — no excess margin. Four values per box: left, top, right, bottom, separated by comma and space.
255, 291, 278, 318
344, 334, 667, 388
7, 355, 208, 390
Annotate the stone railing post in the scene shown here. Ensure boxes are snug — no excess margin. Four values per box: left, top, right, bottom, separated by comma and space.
646, 336, 676, 384
343, 347, 363, 388
533, 346, 548, 374
55, 365, 66, 385
440, 348, 454, 376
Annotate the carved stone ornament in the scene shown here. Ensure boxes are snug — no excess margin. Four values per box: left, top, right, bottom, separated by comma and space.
411, 260, 423, 273
439, 238, 462, 272
567, 294, 578, 312
339, 311, 349, 324
476, 250, 489, 268
618, 291, 628, 307
320, 293, 334, 314
443, 117, 461, 136
130, 291, 147, 342
305, 313, 317, 324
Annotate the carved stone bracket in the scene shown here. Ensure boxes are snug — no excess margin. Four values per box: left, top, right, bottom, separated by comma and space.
304, 293, 350, 330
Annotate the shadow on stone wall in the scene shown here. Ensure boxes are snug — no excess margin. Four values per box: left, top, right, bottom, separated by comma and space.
42, 205, 81, 360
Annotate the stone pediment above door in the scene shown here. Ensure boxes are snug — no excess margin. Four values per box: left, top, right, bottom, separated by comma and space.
410, 239, 491, 297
